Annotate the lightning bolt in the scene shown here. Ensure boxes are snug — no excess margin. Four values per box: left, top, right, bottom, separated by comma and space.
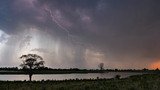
43, 6, 87, 46
44, 7, 70, 41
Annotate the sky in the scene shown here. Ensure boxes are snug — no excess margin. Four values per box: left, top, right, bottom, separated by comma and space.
0, 0, 160, 69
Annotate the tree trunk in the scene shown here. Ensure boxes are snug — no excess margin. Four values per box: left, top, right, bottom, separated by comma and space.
29, 74, 32, 81
29, 66, 32, 81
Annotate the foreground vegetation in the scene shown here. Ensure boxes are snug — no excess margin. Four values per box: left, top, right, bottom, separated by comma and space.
0, 74, 160, 90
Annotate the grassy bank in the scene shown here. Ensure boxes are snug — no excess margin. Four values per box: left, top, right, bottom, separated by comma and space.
0, 74, 160, 90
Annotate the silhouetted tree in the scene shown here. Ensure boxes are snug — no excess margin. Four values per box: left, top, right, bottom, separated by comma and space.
98, 63, 104, 70
155, 68, 159, 71
20, 54, 44, 81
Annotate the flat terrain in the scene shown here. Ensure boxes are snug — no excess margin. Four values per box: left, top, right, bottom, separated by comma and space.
0, 74, 160, 90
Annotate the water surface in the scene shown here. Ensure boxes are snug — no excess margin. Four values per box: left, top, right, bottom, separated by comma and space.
0, 72, 146, 81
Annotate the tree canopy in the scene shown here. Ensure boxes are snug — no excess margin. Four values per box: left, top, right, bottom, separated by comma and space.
20, 54, 44, 70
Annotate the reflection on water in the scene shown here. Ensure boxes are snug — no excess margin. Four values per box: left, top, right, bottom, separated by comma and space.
0, 72, 145, 81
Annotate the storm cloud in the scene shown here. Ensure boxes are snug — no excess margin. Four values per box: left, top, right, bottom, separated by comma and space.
0, 0, 160, 69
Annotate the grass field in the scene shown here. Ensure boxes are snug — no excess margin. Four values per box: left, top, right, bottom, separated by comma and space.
0, 74, 160, 90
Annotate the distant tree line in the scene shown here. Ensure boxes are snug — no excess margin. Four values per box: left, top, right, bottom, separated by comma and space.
0, 67, 159, 72
0, 67, 18, 71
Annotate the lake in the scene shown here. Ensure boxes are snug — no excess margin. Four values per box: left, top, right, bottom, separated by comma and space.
0, 72, 146, 81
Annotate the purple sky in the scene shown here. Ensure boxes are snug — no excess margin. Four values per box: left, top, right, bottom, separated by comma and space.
0, 0, 160, 69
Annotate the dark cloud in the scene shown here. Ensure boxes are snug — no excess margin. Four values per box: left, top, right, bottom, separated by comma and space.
0, 0, 160, 69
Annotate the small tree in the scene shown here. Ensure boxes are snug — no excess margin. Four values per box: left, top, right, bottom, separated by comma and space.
98, 63, 104, 70
20, 54, 44, 81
